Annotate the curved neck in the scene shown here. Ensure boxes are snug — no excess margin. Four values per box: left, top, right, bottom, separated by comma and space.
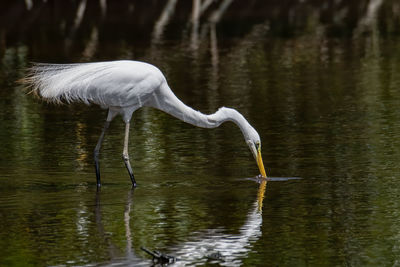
208, 107, 251, 137
150, 83, 251, 138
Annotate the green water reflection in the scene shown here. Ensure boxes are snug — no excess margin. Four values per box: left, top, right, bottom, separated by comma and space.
1, 0, 400, 266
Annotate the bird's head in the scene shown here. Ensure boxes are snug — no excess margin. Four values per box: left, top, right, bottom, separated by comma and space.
245, 127, 267, 178
213, 107, 267, 177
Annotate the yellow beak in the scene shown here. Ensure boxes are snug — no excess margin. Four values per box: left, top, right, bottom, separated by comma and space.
257, 147, 267, 178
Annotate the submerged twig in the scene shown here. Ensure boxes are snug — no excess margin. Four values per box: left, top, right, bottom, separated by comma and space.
141, 247, 178, 265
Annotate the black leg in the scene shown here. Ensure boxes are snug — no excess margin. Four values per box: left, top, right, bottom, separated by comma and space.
123, 122, 137, 187
94, 120, 110, 187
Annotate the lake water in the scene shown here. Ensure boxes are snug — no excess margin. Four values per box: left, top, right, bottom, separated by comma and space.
1, 1, 400, 266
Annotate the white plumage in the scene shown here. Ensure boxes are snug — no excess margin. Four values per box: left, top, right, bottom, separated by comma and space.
22, 60, 266, 187
25, 61, 164, 107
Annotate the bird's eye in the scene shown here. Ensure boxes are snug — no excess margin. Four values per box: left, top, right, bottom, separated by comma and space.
255, 142, 260, 150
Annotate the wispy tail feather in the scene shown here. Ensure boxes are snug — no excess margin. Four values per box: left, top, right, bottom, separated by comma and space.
19, 63, 53, 98
21, 63, 85, 103
20, 62, 115, 105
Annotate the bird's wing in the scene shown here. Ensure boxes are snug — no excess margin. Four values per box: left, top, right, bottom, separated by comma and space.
22, 61, 165, 108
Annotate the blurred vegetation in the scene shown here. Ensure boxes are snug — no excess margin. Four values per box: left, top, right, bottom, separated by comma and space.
0, 0, 399, 61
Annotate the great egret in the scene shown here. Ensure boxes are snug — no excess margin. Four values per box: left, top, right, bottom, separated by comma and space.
22, 60, 267, 187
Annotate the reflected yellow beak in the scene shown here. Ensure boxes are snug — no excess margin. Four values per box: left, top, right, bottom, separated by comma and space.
257, 147, 267, 178
257, 179, 267, 212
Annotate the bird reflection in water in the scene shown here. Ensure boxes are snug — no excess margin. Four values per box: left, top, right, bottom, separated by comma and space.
257, 179, 268, 212
94, 182, 268, 266
95, 189, 145, 266
169, 181, 267, 266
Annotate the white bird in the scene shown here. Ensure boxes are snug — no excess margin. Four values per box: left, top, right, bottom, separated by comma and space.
22, 60, 267, 187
